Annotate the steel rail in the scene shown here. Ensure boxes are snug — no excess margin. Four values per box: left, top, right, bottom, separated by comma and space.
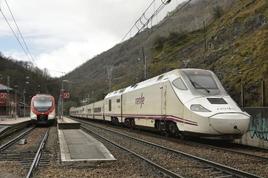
79, 120, 261, 178
0, 122, 31, 140
124, 124, 268, 162
76, 117, 268, 161
26, 128, 49, 178
81, 125, 184, 178
0, 127, 35, 152
188, 141, 268, 162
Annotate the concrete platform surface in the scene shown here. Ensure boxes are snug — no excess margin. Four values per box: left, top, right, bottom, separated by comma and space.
58, 117, 80, 129
59, 117, 79, 123
58, 129, 115, 162
0, 117, 31, 126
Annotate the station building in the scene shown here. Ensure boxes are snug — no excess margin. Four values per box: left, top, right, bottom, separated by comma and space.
0, 83, 29, 118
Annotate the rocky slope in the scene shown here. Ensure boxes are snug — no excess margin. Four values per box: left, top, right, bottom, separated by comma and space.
65, 0, 268, 107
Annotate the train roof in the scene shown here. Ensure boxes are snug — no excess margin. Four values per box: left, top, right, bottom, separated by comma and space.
105, 68, 210, 98
32, 94, 55, 100
34, 94, 54, 97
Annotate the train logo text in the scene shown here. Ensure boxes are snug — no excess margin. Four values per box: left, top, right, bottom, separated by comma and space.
135, 94, 145, 108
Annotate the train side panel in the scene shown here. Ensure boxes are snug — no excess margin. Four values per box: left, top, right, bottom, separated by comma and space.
122, 82, 168, 128
86, 103, 94, 119
165, 82, 186, 131
93, 100, 104, 120
104, 94, 122, 122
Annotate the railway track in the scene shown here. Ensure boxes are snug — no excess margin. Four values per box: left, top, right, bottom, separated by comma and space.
0, 121, 31, 141
81, 124, 184, 178
0, 127, 49, 178
0, 127, 35, 152
117, 122, 268, 162
190, 141, 268, 162
79, 120, 261, 178
0, 151, 51, 167
75, 118, 268, 161
26, 129, 49, 178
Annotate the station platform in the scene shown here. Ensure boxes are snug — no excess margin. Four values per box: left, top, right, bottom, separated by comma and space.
0, 117, 31, 139
58, 117, 80, 129
0, 117, 31, 126
58, 129, 116, 163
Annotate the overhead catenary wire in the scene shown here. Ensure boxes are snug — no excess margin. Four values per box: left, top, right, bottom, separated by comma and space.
137, 1, 167, 33
4, 0, 36, 63
0, 0, 36, 65
0, 9, 30, 60
156, 0, 192, 28
0, 1, 67, 77
121, 0, 172, 42
122, 0, 156, 40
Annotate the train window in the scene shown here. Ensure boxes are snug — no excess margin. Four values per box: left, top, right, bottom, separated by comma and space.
183, 70, 218, 90
33, 97, 52, 109
119, 88, 125, 93
157, 75, 164, 81
172, 78, 187, 90
116, 99, 120, 103
109, 99, 112, 111
94, 107, 101, 113
189, 75, 218, 89
88, 109, 91, 113
131, 84, 138, 88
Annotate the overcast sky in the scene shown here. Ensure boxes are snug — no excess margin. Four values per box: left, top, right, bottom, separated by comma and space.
0, 0, 185, 77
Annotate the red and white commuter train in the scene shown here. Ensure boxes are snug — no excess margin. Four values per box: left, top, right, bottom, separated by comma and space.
30, 94, 56, 124
70, 69, 250, 139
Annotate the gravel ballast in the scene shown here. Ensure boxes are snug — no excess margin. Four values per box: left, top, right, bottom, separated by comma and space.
34, 126, 161, 178
78, 120, 268, 178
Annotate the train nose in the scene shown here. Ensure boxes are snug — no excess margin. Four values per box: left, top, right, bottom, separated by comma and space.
208, 113, 250, 135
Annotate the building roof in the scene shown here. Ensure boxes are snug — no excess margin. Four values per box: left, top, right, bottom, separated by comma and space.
0, 83, 13, 91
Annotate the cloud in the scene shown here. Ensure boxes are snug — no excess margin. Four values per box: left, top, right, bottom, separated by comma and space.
0, 0, 185, 77
36, 33, 118, 77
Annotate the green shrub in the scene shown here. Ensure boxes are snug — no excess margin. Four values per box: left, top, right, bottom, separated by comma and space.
213, 6, 224, 19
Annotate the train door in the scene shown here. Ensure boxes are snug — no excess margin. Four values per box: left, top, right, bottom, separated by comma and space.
120, 95, 123, 123
102, 103, 104, 120
159, 84, 167, 131
92, 103, 95, 119
160, 85, 167, 117
109, 99, 112, 112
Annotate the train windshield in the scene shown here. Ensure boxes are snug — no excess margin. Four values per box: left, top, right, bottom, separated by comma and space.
182, 70, 226, 96
188, 74, 218, 90
33, 97, 52, 111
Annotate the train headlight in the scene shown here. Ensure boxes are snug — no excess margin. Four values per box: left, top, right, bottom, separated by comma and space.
190, 104, 211, 112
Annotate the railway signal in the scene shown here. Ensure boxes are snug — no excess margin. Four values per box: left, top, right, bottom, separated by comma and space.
63, 92, 70, 99
0, 93, 8, 104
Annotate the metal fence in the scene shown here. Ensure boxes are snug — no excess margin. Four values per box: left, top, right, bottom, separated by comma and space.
240, 80, 267, 107
244, 107, 268, 141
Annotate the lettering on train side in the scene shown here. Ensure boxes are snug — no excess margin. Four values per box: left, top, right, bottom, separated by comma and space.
135, 93, 145, 108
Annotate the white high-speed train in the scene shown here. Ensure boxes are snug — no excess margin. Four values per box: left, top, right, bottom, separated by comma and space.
70, 69, 250, 139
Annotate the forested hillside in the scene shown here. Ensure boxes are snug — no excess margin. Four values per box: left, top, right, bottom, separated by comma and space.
0, 54, 60, 104
65, 0, 268, 107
